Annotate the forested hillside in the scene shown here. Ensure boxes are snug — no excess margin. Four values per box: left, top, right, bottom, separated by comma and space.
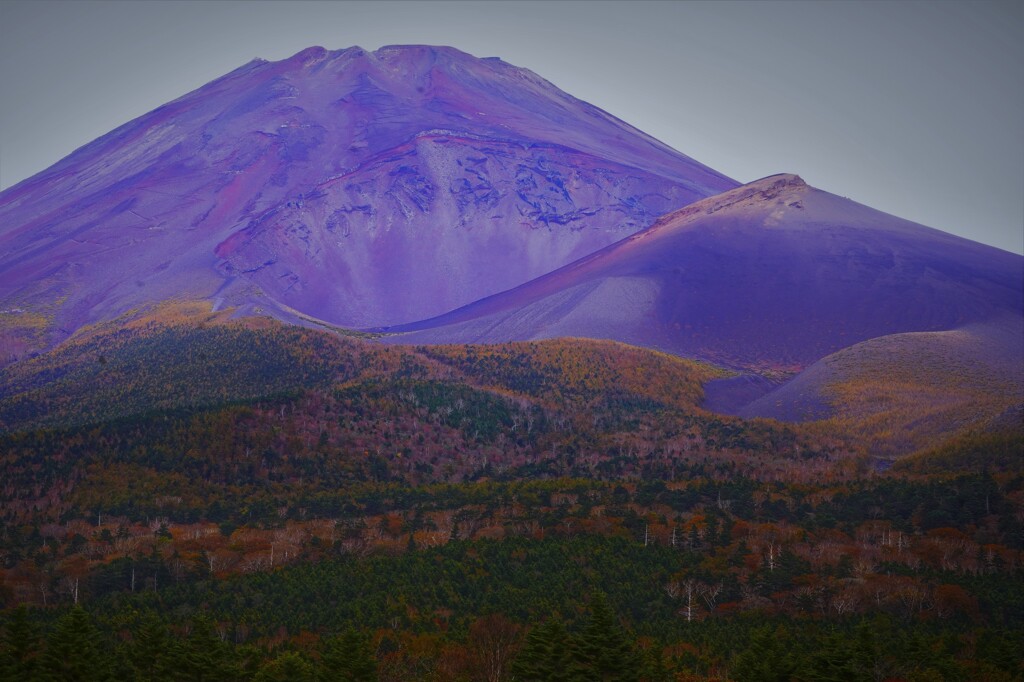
0, 308, 1020, 680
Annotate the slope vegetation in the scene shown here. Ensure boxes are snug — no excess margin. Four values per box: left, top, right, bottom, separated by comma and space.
740, 316, 1023, 459
0, 307, 846, 528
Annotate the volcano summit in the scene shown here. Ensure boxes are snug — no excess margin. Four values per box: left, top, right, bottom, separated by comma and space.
0, 45, 734, 359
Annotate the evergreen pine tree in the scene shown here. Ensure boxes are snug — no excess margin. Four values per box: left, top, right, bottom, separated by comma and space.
718, 518, 732, 548
688, 525, 701, 551
849, 619, 885, 681
510, 619, 584, 682
806, 631, 858, 682
255, 651, 315, 682
39, 605, 111, 682
127, 612, 173, 682
638, 643, 672, 682
0, 604, 42, 681
574, 593, 642, 682
171, 615, 237, 682
731, 626, 803, 682
320, 628, 378, 682
705, 515, 720, 547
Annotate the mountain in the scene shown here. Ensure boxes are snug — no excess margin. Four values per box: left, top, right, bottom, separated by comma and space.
0, 45, 735, 362
379, 174, 1023, 375
2, 44, 1023, 682
1, 44, 1019, 453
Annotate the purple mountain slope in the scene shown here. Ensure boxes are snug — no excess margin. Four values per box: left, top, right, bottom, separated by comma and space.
379, 174, 1024, 374
0, 45, 736, 358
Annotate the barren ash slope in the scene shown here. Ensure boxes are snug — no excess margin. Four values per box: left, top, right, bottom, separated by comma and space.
381, 174, 1024, 449
380, 174, 1022, 366
0, 44, 735, 361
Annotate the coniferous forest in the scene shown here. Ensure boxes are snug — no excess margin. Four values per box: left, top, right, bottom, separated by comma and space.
0, 308, 1021, 680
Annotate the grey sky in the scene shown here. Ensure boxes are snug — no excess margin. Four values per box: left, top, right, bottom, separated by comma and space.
1, 0, 1021, 253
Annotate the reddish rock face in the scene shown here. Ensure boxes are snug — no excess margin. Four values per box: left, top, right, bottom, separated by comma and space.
0, 45, 735, 344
